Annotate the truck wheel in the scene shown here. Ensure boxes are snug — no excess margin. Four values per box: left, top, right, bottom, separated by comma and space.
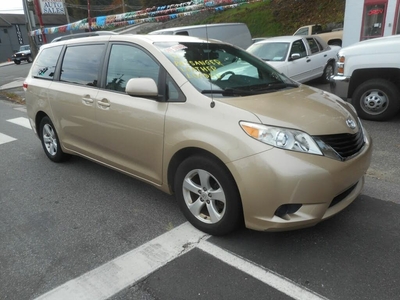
174, 155, 243, 236
27, 56, 33, 63
352, 79, 400, 121
14, 61, 20, 65
321, 62, 334, 84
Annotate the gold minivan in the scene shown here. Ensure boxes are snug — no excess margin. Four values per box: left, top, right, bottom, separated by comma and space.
24, 34, 372, 235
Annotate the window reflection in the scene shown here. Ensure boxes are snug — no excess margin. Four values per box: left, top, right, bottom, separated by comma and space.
32, 46, 62, 79
60, 45, 104, 86
106, 44, 160, 92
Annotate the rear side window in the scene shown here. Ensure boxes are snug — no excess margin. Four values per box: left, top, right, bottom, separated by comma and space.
60, 44, 105, 86
31, 46, 62, 79
306, 38, 320, 54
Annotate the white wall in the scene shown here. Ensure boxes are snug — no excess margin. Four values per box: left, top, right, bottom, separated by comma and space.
342, 0, 364, 47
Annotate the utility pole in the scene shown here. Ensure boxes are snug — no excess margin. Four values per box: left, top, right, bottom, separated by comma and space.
88, 0, 92, 32
23, 0, 38, 59
63, 0, 73, 34
33, 0, 47, 43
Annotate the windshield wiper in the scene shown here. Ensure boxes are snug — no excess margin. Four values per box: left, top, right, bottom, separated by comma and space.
250, 82, 299, 92
201, 88, 257, 96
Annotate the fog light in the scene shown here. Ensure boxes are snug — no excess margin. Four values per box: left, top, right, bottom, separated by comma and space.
275, 204, 302, 218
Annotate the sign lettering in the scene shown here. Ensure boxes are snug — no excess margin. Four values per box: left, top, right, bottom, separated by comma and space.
39, 0, 66, 15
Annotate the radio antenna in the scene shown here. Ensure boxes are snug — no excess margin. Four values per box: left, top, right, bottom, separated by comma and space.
205, 24, 215, 108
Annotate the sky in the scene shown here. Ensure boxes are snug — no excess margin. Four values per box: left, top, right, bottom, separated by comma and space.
0, 0, 24, 14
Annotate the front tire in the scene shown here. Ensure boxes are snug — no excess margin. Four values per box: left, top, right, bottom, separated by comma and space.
39, 117, 70, 162
14, 61, 20, 65
174, 156, 243, 236
352, 79, 400, 121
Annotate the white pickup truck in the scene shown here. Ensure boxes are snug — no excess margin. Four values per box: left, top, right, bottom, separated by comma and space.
330, 35, 400, 121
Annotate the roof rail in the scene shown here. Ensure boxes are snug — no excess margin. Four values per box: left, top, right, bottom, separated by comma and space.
51, 31, 118, 43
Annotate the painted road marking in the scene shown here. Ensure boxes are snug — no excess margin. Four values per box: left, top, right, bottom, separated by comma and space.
0, 132, 16, 145
34, 222, 330, 300
7, 117, 31, 129
197, 240, 329, 300
34, 223, 209, 300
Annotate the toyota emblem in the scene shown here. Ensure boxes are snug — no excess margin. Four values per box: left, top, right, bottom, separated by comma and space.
346, 118, 357, 129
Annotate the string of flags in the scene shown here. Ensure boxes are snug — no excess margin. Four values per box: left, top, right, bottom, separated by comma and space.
29, 0, 259, 37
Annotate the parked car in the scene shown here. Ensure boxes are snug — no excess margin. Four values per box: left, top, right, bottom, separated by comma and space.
330, 35, 400, 121
294, 24, 343, 46
247, 35, 340, 83
12, 45, 32, 64
149, 23, 253, 49
24, 34, 372, 236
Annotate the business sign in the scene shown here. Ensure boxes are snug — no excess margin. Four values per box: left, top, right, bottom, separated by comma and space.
39, 0, 65, 14
15, 25, 24, 45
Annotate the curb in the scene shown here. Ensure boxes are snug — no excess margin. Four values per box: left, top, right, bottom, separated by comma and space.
0, 61, 15, 67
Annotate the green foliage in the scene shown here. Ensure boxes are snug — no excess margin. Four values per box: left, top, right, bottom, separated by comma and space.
64, 0, 345, 38
196, 0, 344, 37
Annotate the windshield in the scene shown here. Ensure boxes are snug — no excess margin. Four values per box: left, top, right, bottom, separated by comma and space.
154, 41, 298, 96
247, 42, 289, 62
20, 45, 30, 51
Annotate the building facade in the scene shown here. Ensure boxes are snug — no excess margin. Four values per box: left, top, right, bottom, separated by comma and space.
343, 0, 400, 47
0, 14, 81, 62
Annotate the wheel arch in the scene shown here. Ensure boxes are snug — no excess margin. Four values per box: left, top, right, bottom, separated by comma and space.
328, 39, 342, 47
35, 111, 49, 133
167, 147, 239, 196
349, 68, 400, 98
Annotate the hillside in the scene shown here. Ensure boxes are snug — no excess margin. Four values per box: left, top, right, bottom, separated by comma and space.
138, 0, 345, 38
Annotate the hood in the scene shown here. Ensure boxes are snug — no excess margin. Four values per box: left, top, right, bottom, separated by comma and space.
340, 35, 400, 56
218, 85, 359, 135
15, 50, 30, 55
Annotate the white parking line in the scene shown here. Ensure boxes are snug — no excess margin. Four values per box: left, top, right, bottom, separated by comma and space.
34, 223, 329, 300
7, 117, 31, 129
34, 223, 209, 300
197, 240, 329, 300
0, 132, 16, 145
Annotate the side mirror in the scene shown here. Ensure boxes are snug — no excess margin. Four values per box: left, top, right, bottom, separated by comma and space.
125, 78, 158, 97
289, 53, 301, 61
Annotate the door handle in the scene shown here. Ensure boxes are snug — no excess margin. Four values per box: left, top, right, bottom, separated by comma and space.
98, 99, 111, 109
324, 54, 327, 57
306, 59, 311, 62
82, 95, 94, 105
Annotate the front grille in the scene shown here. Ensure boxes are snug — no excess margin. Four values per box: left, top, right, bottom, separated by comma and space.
314, 128, 365, 159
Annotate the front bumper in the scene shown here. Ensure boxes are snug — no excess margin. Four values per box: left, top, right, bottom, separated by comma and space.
12, 56, 29, 62
226, 130, 372, 231
330, 75, 350, 100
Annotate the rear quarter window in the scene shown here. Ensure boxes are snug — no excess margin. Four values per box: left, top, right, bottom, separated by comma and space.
31, 46, 63, 79
60, 44, 105, 86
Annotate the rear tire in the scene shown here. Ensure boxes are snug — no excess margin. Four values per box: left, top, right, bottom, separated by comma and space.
320, 62, 334, 84
39, 117, 71, 162
174, 155, 243, 236
352, 79, 400, 121
27, 56, 33, 63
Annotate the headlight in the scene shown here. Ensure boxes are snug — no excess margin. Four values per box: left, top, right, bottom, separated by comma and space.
337, 55, 345, 75
240, 121, 323, 155
22, 54, 25, 56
